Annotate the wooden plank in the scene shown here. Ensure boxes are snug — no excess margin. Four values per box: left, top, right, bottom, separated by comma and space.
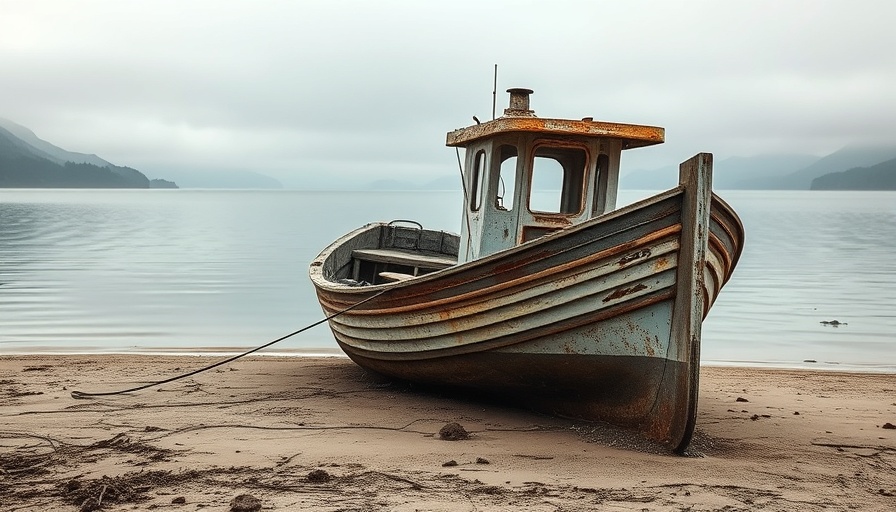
352, 248, 456, 269
379, 272, 416, 283
665, 152, 713, 453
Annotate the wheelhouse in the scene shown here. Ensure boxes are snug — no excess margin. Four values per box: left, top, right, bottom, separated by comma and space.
447, 88, 665, 263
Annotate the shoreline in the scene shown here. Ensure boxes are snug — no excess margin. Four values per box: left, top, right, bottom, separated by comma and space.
3, 347, 895, 374
2, 355, 895, 510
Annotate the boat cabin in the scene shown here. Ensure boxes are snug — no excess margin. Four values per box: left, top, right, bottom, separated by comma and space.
446, 88, 665, 263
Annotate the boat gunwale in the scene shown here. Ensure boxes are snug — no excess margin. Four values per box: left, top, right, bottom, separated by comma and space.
325, 258, 679, 341
322, 237, 682, 328
309, 186, 686, 294
317, 226, 683, 318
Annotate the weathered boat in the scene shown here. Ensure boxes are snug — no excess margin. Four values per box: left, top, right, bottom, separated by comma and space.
309, 88, 744, 452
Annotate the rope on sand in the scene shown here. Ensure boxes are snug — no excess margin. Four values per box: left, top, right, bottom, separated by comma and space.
70, 289, 386, 399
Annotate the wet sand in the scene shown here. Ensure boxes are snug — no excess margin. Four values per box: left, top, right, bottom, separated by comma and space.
1, 355, 895, 511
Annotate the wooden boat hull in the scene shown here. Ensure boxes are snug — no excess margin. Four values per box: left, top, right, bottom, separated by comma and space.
309, 154, 744, 452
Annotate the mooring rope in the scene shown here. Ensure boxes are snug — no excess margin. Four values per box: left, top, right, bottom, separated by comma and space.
70, 289, 387, 399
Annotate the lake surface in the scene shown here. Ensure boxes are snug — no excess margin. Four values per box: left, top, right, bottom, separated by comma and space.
2, 189, 894, 371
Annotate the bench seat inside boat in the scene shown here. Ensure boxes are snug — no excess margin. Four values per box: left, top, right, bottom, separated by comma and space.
351, 248, 457, 283
352, 248, 456, 269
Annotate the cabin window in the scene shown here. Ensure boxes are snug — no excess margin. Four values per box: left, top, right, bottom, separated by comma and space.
470, 150, 486, 211
529, 157, 564, 212
528, 146, 588, 214
496, 144, 518, 211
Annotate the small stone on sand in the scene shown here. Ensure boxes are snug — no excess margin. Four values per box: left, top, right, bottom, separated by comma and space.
229, 494, 261, 512
307, 469, 332, 483
439, 422, 469, 441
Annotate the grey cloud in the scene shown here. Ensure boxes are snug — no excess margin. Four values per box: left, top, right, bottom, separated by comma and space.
2, 1, 895, 185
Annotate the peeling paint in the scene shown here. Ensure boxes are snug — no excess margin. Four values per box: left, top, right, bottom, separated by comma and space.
603, 283, 649, 302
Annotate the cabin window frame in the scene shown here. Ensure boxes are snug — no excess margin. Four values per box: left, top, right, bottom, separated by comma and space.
469, 149, 487, 212
494, 144, 519, 211
526, 140, 591, 217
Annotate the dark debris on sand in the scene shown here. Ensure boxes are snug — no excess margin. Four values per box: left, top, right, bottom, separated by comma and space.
229, 493, 262, 512
439, 422, 469, 441
61, 470, 172, 511
306, 468, 332, 483
0, 450, 55, 479
89, 432, 173, 461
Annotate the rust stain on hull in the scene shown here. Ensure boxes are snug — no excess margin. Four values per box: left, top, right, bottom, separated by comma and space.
603, 283, 649, 302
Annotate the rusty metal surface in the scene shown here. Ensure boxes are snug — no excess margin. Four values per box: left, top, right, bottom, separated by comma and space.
446, 117, 665, 149
308, 173, 744, 450
446, 88, 664, 149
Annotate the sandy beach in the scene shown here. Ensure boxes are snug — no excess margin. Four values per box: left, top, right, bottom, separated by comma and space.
1, 355, 894, 511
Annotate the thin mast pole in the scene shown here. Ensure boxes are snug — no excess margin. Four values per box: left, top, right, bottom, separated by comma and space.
492, 64, 497, 120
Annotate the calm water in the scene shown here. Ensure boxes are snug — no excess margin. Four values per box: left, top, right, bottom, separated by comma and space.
2, 189, 895, 371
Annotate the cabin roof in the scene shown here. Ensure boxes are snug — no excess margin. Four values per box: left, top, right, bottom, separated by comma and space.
446, 116, 665, 149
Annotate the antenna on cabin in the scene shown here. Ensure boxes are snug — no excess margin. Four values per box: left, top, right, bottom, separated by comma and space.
492, 64, 498, 120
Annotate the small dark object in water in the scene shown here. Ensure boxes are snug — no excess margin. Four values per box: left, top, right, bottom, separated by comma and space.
229, 494, 261, 512
883, 422, 896, 430
804, 359, 817, 363
750, 414, 760, 421
476, 457, 490, 464
442, 460, 458, 467
439, 422, 469, 441
172, 496, 186, 504
307, 469, 332, 483
820, 320, 847, 326
736, 397, 749, 403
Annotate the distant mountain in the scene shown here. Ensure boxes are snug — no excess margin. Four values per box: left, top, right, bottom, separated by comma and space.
776, 144, 896, 189
621, 153, 820, 190
810, 157, 896, 190
0, 118, 113, 167
149, 178, 178, 189
423, 175, 463, 190
719, 154, 821, 189
153, 169, 282, 189
0, 118, 173, 188
361, 175, 461, 191
621, 144, 896, 190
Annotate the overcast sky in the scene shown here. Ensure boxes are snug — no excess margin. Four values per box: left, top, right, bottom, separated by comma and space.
2, 1, 895, 187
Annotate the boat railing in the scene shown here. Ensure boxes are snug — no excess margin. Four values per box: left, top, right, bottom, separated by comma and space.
386, 219, 424, 250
